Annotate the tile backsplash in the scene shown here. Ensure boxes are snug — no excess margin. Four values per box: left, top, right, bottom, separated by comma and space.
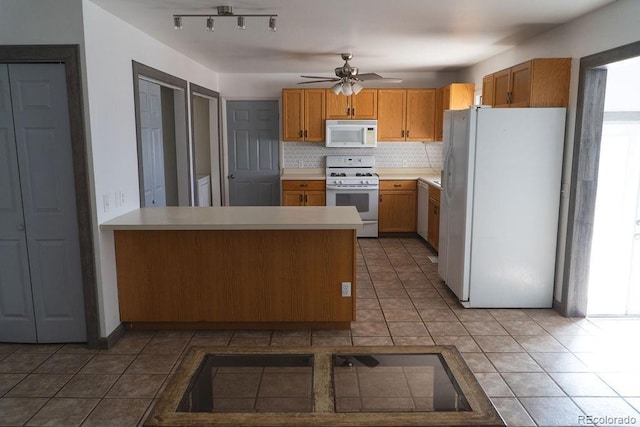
282, 141, 443, 169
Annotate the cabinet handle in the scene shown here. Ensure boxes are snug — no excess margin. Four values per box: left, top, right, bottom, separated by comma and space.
401, 130, 405, 137
299, 130, 303, 138
299, 194, 303, 203
351, 108, 355, 116
394, 184, 401, 188
300, 183, 308, 187
346, 107, 350, 115
379, 195, 382, 202
304, 194, 308, 203
304, 130, 308, 138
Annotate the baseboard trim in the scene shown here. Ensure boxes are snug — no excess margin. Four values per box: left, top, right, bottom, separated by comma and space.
96, 322, 126, 349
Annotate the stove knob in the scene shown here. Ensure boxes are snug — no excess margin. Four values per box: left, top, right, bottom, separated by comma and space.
337, 180, 343, 184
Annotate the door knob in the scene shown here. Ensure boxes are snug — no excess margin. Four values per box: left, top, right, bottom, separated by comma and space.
228, 174, 235, 179
17, 224, 25, 231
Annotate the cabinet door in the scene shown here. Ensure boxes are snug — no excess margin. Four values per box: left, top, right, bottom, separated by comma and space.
377, 89, 406, 141
305, 190, 326, 206
510, 61, 532, 107
282, 89, 304, 141
325, 91, 350, 119
379, 190, 417, 232
406, 89, 436, 142
283, 190, 305, 206
482, 74, 494, 106
351, 89, 377, 119
434, 87, 443, 141
449, 83, 475, 109
492, 69, 511, 108
304, 89, 326, 142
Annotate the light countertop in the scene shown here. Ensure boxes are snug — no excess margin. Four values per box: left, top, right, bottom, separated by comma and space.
281, 168, 442, 189
100, 206, 363, 231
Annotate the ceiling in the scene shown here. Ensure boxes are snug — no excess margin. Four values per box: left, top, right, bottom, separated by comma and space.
89, 0, 616, 76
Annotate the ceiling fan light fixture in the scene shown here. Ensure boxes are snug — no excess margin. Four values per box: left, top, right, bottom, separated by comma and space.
342, 83, 353, 96
269, 16, 276, 31
237, 16, 246, 29
351, 82, 363, 95
206, 16, 214, 31
331, 82, 342, 95
173, 16, 182, 30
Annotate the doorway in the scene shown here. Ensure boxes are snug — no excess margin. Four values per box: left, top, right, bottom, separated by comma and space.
226, 101, 280, 206
0, 63, 87, 343
587, 57, 640, 316
190, 83, 222, 207
563, 40, 640, 317
133, 62, 190, 207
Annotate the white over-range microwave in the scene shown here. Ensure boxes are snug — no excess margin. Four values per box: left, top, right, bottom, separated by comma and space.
325, 120, 377, 148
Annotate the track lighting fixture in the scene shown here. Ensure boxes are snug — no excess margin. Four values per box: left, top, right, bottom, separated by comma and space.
173, 6, 277, 32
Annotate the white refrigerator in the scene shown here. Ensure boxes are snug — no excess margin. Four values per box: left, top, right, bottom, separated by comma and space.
438, 107, 566, 308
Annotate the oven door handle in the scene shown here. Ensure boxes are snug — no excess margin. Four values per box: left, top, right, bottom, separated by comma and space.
326, 185, 379, 191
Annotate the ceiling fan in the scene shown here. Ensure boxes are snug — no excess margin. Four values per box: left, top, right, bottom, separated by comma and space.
298, 53, 403, 95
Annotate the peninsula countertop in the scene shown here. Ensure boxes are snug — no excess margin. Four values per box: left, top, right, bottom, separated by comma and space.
100, 206, 363, 231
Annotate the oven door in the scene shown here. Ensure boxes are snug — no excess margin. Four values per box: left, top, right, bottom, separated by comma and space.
326, 185, 379, 221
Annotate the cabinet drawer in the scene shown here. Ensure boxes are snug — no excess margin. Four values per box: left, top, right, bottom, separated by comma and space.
380, 180, 417, 191
429, 185, 441, 202
282, 180, 325, 191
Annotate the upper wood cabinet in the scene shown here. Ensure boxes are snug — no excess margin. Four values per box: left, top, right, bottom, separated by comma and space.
435, 83, 475, 141
378, 89, 436, 142
282, 89, 325, 141
481, 74, 494, 106
326, 89, 377, 119
483, 58, 571, 108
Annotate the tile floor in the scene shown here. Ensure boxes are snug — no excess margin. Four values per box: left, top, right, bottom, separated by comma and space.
1, 237, 640, 426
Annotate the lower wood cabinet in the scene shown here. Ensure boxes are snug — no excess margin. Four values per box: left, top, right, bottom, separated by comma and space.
282, 180, 326, 206
427, 185, 441, 251
379, 180, 417, 232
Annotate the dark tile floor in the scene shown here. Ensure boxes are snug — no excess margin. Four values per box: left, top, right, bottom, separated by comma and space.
1, 237, 640, 426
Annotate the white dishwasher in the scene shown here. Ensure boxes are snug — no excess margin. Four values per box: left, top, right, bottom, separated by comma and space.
417, 180, 429, 240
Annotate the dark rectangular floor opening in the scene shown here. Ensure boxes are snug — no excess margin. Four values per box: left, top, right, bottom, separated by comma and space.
178, 354, 315, 413
147, 346, 503, 426
332, 353, 471, 412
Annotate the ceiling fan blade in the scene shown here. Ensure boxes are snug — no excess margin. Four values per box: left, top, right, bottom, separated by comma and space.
355, 73, 403, 83
297, 80, 339, 84
300, 75, 339, 80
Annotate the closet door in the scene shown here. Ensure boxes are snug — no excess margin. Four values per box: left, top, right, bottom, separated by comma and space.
0, 64, 37, 342
0, 64, 86, 343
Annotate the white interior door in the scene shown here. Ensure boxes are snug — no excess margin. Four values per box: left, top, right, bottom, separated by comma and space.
139, 79, 166, 207
0, 63, 86, 343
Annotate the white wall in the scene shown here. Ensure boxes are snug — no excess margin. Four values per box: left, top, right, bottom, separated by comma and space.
82, 0, 220, 337
458, 0, 640, 303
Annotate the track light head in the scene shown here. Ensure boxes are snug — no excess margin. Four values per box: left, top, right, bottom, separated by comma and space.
237, 16, 245, 29
269, 16, 276, 31
173, 16, 182, 30
206, 16, 214, 31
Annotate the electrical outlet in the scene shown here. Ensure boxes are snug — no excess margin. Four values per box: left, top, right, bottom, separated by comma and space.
103, 194, 110, 212
341, 282, 351, 297
402, 159, 408, 167
298, 160, 304, 168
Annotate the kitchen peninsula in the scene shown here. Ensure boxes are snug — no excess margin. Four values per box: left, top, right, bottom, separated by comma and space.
101, 206, 362, 329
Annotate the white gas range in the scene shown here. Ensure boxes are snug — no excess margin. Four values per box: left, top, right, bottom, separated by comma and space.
325, 155, 379, 237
